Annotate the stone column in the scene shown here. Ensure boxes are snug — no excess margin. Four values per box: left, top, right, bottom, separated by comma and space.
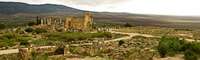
64, 17, 72, 31
44, 18, 47, 25
83, 12, 93, 31
59, 18, 62, 25
41, 19, 44, 26
64, 45, 71, 57
47, 17, 52, 25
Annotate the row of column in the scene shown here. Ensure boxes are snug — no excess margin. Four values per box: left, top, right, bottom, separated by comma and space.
37, 17, 63, 26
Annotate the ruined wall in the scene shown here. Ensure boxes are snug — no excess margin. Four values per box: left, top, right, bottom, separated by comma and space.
36, 12, 93, 31
83, 12, 93, 29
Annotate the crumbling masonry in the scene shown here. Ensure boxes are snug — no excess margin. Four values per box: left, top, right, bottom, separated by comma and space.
36, 12, 93, 31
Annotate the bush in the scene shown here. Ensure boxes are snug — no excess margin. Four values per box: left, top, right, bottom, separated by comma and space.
0, 33, 32, 47
124, 23, 132, 27
31, 39, 53, 46
28, 22, 37, 26
34, 28, 47, 34
54, 46, 64, 55
18, 37, 31, 46
158, 36, 184, 57
158, 36, 200, 59
1, 33, 19, 39
25, 28, 34, 33
183, 42, 200, 54
0, 33, 20, 47
184, 50, 198, 60
47, 32, 113, 42
91, 32, 112, 38
31, 51, 49, 60
0, 39, 16, 47
118, 40, 125, 46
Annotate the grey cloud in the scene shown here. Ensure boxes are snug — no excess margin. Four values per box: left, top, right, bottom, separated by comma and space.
61, 0, 129, 6
0, 0, 128, 7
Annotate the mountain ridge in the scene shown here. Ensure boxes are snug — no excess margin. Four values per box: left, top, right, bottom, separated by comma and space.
0, 2, 84, 15
1, 2, 200, 28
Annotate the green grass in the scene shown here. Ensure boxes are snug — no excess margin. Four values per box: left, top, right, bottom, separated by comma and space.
0, 33, 32, 48
46, 32, 112, 42
0, 53, 20, 60
31, 32, 115, 46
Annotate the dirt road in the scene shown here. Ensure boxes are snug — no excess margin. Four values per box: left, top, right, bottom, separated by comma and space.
0, 49, 19, 55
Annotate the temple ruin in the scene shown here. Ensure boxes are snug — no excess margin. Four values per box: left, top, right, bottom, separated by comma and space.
36, 12, 93, 31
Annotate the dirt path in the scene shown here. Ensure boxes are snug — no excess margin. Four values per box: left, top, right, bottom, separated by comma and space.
0, 49, 19, 55
71, 30, 159, 46
110, 29, 197, 42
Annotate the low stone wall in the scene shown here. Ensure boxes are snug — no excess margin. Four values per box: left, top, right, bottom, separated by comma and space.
18, 42, 117, 60
64, 42, 118, 58
19, 48, 31, 60
19, 46, 57, 60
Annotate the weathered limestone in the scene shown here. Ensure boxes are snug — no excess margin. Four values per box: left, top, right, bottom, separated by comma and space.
64, 45, 71, 57
19, 46, 58, 60
47, 17, 52, 25
64, 12, 93, 31
36, 12, 93, 31
19, 48, 32, 60
84, 12, 93, 29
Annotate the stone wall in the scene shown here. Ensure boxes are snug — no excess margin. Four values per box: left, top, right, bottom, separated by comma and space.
19, 46, 57, 60
36, 12, 93, 32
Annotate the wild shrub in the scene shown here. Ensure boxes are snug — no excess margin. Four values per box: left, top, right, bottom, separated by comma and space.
31, 39, 53, 46
158, 36, 200, 60
0, 39, 16, 47
184, 50, 198, 60
118, 40, 125, 46
0, 33, 32, 47
0, 33, 20, 47
54, 46, 65, 55
124, 23, 132, 27
2, 33, 19, 39
185, 42, 200, 54
34, 28, 47, 34
18, 37, 31, 46
28, 22, 37, 26
25, 28, 34, 33
47, 32, 113, 42
31, 51, 49, 60
158, 36, 184, 57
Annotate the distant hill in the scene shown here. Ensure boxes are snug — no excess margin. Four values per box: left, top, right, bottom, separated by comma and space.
0, 2, 200, 28
0, 2, 84, 15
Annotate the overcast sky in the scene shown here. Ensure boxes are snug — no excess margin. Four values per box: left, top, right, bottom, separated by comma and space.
1, 0, 200, 16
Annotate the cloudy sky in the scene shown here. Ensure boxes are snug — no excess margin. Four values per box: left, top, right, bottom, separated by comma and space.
1, 0, 200, 16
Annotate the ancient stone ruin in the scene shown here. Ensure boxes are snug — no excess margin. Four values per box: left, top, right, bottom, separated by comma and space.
36, 12, 93, 31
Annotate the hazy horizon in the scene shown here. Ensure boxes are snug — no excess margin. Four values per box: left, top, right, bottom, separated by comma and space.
1, 0, 200, 16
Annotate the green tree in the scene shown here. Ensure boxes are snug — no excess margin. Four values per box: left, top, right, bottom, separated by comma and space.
118, 40, 125, 46
158, 36, 183, 57
184, 50, 198, 60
